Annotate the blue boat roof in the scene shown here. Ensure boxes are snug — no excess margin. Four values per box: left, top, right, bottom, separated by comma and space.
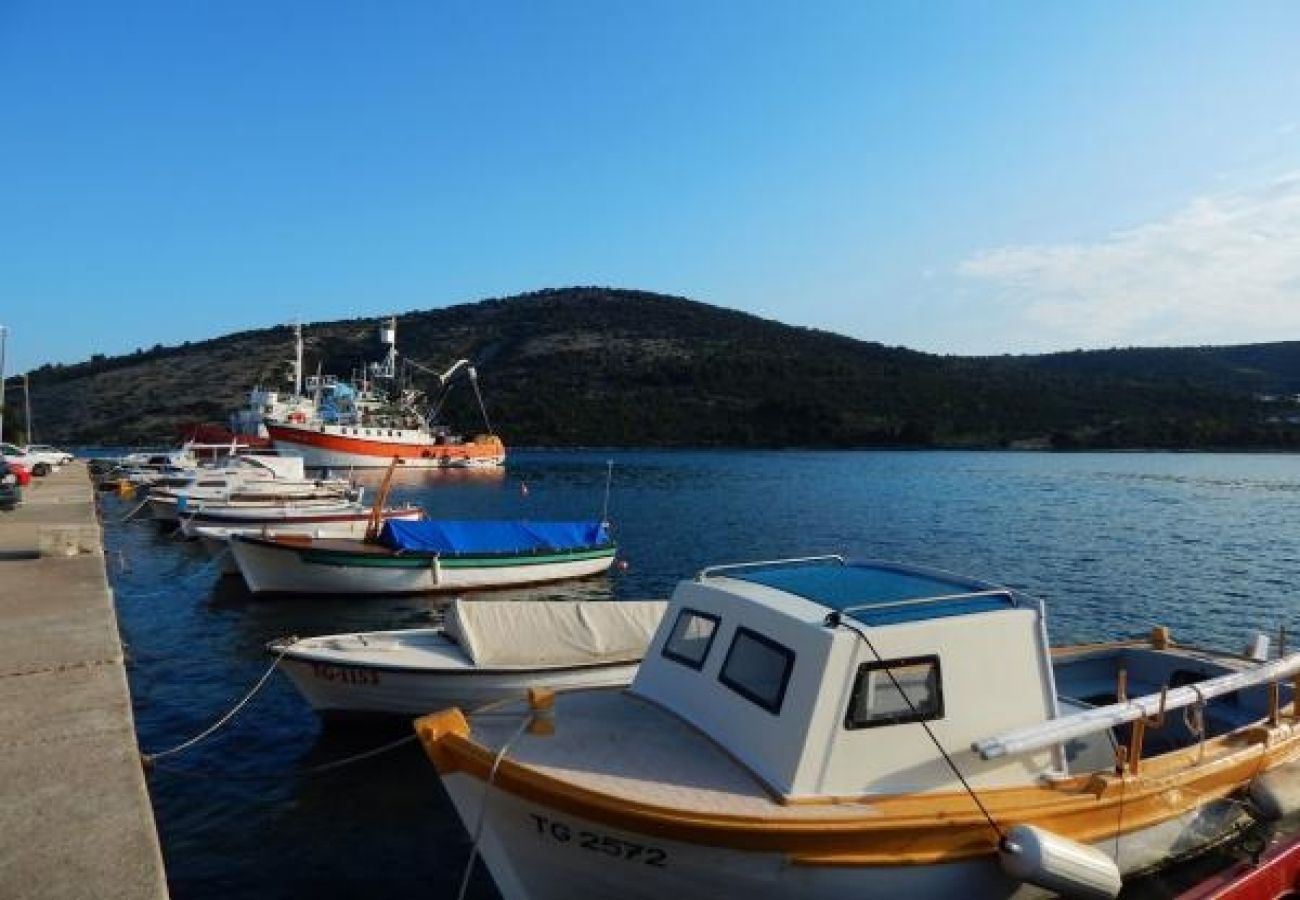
728, 562, 1017, 626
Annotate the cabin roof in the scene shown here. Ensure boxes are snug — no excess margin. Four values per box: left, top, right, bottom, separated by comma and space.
720, 560, 1018, 627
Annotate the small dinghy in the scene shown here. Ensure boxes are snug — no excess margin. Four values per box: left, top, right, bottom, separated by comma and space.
270, 598, 666, 718
230, 519, 618, 595
415, 555, 1300, 900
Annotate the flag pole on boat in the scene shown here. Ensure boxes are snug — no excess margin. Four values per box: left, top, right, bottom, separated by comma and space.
601, 459, 613, 525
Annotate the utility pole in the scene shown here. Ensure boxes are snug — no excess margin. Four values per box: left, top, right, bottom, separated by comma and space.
24, 372, 32, 444
0, 325, 8, 445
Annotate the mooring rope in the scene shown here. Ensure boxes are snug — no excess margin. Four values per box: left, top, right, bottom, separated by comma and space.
457, 713, 531, 900
142, 641, 296, 765
149, 733, 420, 781
119, 496, 152, 522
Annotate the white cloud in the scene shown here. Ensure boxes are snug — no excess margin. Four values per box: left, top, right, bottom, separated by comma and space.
956, 173, 1300, 349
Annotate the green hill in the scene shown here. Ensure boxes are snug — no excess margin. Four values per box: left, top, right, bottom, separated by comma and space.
8, 287, 1300, 450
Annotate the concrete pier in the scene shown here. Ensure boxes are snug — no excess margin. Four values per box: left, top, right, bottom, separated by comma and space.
0, 462, 168, 899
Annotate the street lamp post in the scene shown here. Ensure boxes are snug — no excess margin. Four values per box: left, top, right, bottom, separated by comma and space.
0, 325, 8, 445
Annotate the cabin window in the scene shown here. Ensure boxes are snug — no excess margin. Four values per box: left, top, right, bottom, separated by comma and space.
718, 627, 794, 715
662, 609, 720, 670
845, 655, 943, 729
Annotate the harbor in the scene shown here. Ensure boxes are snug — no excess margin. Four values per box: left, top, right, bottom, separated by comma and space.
2, 5, 1298, 894
2, 449, 1293, 898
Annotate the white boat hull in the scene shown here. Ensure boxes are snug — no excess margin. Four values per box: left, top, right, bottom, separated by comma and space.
439, 774, 1246, 900
230, 538, 616, 595
195, 512, 421, 574
277, 658, 639, 717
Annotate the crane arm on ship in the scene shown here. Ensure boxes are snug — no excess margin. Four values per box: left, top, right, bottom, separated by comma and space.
404, 356, 494, 435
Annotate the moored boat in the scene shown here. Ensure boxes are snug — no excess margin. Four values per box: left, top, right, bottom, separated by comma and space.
415, 556, 1300, 900
189, 505, 424, 574
269, 598, 666, 718
1176, 831, 1300, 899
266, 317, 505, 469
230, 519, 617, 595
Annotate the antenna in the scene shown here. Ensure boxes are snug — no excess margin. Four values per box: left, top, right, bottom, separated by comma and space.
600, 459, 614, 524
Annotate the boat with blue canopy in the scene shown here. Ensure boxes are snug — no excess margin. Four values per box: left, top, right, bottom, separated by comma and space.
229, 518, 617, 595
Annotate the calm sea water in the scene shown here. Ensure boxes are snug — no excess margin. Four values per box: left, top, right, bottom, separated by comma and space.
101, 450, 1300, 899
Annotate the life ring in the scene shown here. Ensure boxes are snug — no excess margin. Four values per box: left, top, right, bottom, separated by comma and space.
288, 412, 307, 424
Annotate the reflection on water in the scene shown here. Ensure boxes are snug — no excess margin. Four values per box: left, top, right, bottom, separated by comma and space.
106, 449, 1300, 899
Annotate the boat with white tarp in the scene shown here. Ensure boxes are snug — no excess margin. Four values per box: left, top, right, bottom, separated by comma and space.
415, 555, 1300, 900
269, 599, 666, 717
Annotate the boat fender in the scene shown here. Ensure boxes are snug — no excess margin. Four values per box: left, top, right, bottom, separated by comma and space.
998, 825, 1122, 899
1248, 759, 1300, 822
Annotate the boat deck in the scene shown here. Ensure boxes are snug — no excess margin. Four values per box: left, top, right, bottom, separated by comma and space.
467, 690, 873, 819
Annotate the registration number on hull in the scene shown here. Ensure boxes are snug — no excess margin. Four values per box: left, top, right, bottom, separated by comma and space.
529, 813, 667, 867
309, 663, 380, 685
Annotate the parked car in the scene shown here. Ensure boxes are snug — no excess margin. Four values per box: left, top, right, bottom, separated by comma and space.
25, 444, 74, 466
0, 461, 21, 510
1, 442, 64, 477
8, 461, 32, 486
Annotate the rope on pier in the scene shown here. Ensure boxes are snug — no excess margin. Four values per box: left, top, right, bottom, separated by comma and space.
141, 640, 297, 766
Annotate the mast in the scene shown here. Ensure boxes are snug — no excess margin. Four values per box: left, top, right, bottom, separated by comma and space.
293, 321, 303, 397
372, 316, 398, 381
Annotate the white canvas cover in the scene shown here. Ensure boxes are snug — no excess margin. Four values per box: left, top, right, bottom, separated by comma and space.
444, 599, 667, 667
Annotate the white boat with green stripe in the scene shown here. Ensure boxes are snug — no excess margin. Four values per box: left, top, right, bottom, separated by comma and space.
230, 519, 618, 595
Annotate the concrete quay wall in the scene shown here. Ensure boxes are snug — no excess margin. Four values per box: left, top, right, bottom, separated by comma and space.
0, 462, 168, 899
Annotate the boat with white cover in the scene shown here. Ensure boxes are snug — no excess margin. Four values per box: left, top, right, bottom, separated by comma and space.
415, 556, 1300, 900
270, 599, 666, 717
230, 519, 618, 595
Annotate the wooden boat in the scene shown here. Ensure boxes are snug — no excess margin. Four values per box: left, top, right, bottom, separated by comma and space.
269, 598, 666, 717
189, 505, 425, 575
230, 519, 617, 595
147, 487, 358, 524
415, 556, 1300, 900
1176, 831, 1300, 899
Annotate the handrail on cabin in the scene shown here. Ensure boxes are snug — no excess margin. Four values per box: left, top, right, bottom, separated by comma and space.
836, 588, 1017, 616
697, 555, 847, 580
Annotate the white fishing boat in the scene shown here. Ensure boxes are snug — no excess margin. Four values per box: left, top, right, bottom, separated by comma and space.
189, 505, 425, 574
415, 556, 1300, 900
229, 519, 618, 595
265, 317, 505, 469
270, 599, 666, 718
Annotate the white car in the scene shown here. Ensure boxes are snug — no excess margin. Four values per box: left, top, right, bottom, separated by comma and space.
2, 442, 70, 476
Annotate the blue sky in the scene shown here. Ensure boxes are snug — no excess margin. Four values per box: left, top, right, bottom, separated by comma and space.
2, 1, 1299, 373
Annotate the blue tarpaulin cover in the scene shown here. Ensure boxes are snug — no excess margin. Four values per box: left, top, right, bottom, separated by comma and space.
378, 519, 612, 555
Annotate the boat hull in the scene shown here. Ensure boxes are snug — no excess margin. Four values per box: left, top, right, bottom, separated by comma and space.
438, 772, 1247, 900
193, 509, 423, 574
230, 538, 617, 595
267, 422, 505, 469
277, 657, 640, 717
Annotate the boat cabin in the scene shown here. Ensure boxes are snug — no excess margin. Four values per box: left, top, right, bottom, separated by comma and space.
630, 556, 1286, 801
631, 556, 1060, 799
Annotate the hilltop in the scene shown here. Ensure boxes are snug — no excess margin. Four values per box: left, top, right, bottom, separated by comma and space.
10, 287, 1300, 449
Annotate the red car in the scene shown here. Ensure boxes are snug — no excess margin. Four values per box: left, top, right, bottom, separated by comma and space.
8, 462, 32, 486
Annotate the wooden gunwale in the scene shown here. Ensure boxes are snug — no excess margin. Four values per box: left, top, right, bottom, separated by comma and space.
417, 696, 1300, 865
